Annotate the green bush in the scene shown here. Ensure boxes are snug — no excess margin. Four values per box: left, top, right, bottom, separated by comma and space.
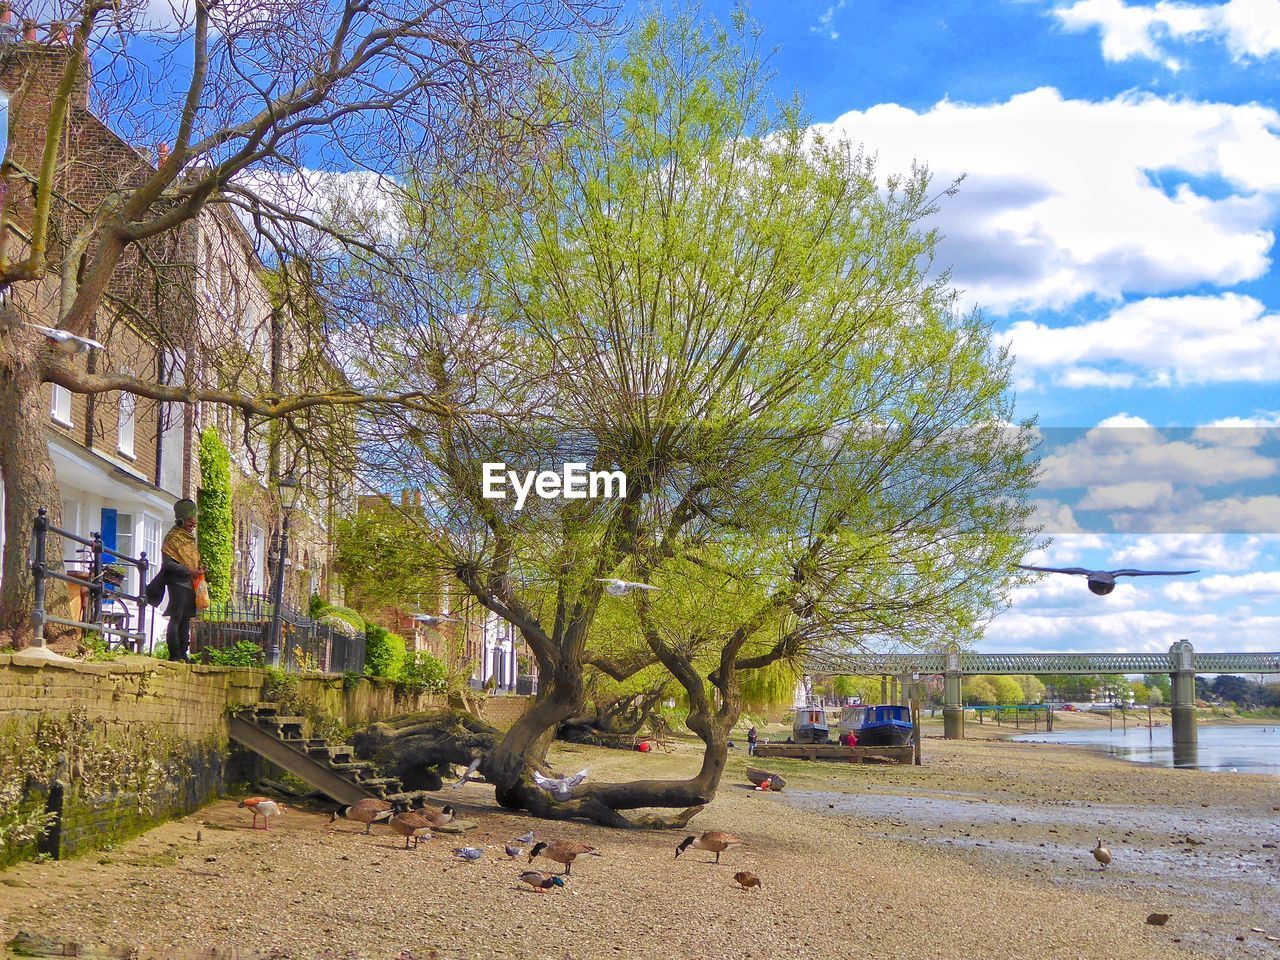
197, 429, 235, 604
398, 650, 447, 695
364, 624, 407, 679
319, 604, 364, 636
309, 594, 329, 619
201, 640, 264, 667
152, 642, 169, 660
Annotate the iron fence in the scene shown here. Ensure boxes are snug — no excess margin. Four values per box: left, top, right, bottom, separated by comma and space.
195, 594, 366, 675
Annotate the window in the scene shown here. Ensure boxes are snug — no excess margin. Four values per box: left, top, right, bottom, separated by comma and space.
51, 384, 72, 425
115, 512, 135, 592
247, 523, 265, 595
142, 516, 161, 583
117, 387, 136, 458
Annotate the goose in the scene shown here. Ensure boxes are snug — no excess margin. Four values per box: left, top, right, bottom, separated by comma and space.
528, 840, 602, 875
416, 803, 456, 828
331, 798, 395, 835
518, 870, 566, 893
238, 797, 286, 830
675, 831, 745, 864
389, 812, 434, 849
734, 871, 761, 891
1092, 838, 1112, 869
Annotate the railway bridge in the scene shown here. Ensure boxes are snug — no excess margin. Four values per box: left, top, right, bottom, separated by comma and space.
807, 641, 1280, 762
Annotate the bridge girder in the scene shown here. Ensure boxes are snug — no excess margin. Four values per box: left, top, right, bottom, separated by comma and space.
806, 652, 1280, 676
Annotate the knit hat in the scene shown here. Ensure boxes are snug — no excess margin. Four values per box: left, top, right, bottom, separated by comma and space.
174, 498, 197, 521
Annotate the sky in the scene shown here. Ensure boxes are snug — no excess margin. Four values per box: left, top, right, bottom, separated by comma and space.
644, 0, 1280, 655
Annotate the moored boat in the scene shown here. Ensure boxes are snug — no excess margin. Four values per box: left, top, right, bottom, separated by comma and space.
838, 704, 914, 747
791, 706, 829, 743
746, 767, 786, 790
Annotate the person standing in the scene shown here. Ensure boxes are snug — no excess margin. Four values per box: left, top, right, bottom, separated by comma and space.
747, 725, 758, 756
159, 498, 203, 663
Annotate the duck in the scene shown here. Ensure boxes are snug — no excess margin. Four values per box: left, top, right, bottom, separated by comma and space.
1092, 838, 1112, 869
528, 840, 602, 875
331, 798, 395, 835
518, 870, 566, 893
734, 871, 761, 891
389, 812, 434, 849
675, 831, 745, 864
238, 797, 286, 830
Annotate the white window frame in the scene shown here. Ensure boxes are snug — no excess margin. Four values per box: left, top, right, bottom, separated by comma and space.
248, 523, 265, 595
117, 386, 137, 458
51, 384, 72, 426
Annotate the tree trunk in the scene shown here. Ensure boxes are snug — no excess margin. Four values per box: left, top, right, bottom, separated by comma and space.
0, 316, 62, 644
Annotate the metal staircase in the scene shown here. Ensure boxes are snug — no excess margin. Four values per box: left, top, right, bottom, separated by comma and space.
229, 702, 422, 807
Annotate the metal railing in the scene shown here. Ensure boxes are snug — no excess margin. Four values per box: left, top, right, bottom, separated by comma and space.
195, 594, 366, 675
30, 508, 152, 652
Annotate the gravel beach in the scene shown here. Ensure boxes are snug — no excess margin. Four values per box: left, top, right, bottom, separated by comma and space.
3, 735, 1277, 960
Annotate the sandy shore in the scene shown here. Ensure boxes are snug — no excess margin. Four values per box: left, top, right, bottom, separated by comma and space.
2, 737, 1278, 959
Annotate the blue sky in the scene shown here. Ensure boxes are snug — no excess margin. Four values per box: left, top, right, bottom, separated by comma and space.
641, 0, 1280, 654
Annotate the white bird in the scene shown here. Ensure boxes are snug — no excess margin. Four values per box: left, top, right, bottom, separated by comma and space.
595, 578, 658, 596
414, 613, 461, 626
26, 322, 105, 355
453, 756, 482, 788
532, 769, 588, 801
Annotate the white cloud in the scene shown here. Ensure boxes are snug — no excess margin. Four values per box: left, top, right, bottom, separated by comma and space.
1078, 479, 1174, 509
1004, 294, 1280, 387
1126, 494, 1280, 532
813, 88, 1280, 312
1054, 0, 1280, 69
1164, 569, 1280, 601
1112, 532, 1269, 569
812, 1, 847, 40
986, 605, 1280, 651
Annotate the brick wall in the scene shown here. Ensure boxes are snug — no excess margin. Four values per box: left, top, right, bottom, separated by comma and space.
481, 695, 535, 732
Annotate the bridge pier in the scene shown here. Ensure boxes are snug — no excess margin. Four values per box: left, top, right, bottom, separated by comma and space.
1169, 639, 1198, 767
943, 648, 964, 739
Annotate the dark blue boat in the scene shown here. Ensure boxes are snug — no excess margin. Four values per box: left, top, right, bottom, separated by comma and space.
838, 704, 913, 747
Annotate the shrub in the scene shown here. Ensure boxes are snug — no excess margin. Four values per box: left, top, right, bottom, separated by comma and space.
197, 428, 235, 604
398, 650, 447, 695
201, 639, 264, 667
319, 604, 364, 636
308, 593, 329, 619
364, 624, 407, 679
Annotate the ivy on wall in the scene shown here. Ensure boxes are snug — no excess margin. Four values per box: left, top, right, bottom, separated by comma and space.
197, 428, 235, 604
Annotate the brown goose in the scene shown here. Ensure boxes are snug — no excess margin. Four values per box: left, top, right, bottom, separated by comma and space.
389, 812, 434, 849
528, 840, 602, 875
1092, 838, 1112, 869
331, 798, 394, 835
675, 831, 745, 864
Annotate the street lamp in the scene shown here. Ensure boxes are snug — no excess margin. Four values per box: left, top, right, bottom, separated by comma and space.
268, 474, 301, 668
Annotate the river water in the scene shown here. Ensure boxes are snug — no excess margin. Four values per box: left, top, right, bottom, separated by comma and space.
1014, 723, 1280, 774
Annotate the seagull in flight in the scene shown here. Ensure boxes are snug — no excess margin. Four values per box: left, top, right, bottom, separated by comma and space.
595, 578, 658, 596
414, 613, 461, 627
532, 769, 588, 801
1017, 564, 1198, 596
26, 322, 105, 355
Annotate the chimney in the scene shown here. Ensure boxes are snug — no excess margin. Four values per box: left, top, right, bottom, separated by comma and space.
21, 18, 35, 41
156, 142, 170, 165
49, 21, 67, 44
400, 489, 410, 509
0, 6, 13, 26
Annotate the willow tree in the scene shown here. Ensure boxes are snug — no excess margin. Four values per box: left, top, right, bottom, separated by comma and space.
356, 10, 1037, 825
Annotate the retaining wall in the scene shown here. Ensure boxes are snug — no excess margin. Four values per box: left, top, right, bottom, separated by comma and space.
0, 654, 531, 866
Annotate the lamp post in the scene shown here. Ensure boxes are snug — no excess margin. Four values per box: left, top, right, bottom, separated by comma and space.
268, 474, 301, 668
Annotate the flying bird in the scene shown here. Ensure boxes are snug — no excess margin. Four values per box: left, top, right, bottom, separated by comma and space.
414, 613, 461, 627
26, 322, 105, 355
238, 797, 285, 830
595, 578, 658, 596
453, 757, 483, 788
1017, 564, 1198, 596
518, 870, 566, 893
453, 847, 484, 862
532, 769, 588, 801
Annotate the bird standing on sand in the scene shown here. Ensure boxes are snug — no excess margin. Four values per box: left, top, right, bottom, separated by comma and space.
238, 797, 286, 830
389, 812, 434, 849
518, 871, 566, 893
514, 830, 535, 845
331, 798, 395, 835
734, 871, 761, 891
529, 840, 602, 875
1017, 564, 1197, 596
416, 804, 455, 828
1092, 838, 1112, 869
505, 844, 525, 859
675, 831, 745, 864
453, 847, 484, 861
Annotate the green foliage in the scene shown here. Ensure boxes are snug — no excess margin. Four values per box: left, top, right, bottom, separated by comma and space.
317, 603, 364, 637
262, 667, 304, 716
831, 675, 887, 704
201, 640, 264, 667
309, 593, 329, 619
1129, 680, 1149, 705
1014, 675, 1046, 703
364, 624, 407, 679
151, 643, 168, 660
992, 676, 1023, 705
738, 660, 801, 711
398, 650, 448, 695
1143, 674, 1172, 701
964, 677, 998, 705
334, 505, 438, 612
197, 428, 235, 604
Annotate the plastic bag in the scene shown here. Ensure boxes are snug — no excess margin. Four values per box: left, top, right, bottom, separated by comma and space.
193, 572, 211, 610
